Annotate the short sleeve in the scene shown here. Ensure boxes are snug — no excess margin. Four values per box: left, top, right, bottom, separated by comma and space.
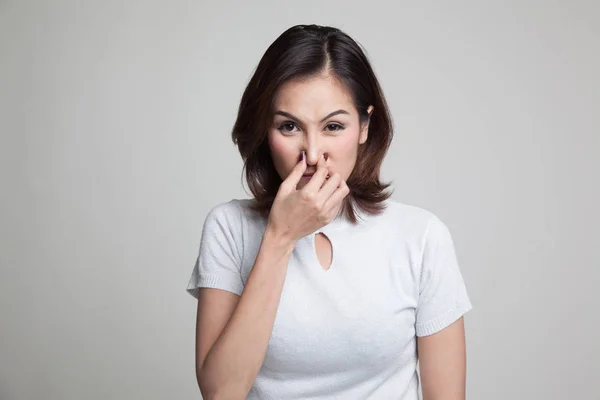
415, 215, 472, 337
186, 203, 245, 298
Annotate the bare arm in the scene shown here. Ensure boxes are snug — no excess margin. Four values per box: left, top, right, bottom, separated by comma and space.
196, 228, 295, 399
195, 153, 349, 399
417, 317, 467, 400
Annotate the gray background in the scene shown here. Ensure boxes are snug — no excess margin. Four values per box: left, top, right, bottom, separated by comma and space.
1, 1, 598, 399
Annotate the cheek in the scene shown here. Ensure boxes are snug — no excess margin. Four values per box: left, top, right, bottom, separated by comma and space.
268, 133, 298, 171
331, 132, 360, 161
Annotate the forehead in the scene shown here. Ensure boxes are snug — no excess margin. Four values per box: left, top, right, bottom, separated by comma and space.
273, 74, 355, 115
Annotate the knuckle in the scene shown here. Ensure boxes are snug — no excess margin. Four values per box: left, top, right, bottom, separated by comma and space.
301, 191, 315, 202
317, 212, 330, 224
310, 200, 321, 212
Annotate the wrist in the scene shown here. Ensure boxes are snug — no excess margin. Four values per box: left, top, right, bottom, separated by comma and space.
263, 224, 296, 253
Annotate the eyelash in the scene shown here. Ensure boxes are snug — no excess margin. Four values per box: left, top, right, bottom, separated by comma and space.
278, 122, 345, 133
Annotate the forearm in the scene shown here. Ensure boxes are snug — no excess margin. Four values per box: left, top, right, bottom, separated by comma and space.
198, 227, 295, 399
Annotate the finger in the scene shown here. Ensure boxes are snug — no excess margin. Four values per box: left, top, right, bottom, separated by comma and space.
323, 179, 350, 212
303, 154, 329, 193
281, 151, 307, 192
316, 172, 342, 203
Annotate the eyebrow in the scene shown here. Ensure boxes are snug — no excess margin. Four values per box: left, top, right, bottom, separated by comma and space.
274, 109, 350, 123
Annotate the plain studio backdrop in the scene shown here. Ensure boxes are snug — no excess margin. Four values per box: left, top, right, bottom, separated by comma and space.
1, 1, 599, 399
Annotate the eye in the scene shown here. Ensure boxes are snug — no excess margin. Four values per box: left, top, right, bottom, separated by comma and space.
325, 123, 345, 132
278, 122, 299, 133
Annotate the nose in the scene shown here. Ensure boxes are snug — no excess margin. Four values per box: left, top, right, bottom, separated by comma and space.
303, 136, 328, 166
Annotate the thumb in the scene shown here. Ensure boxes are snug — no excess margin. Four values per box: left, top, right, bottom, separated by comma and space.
281, 151, 307, 191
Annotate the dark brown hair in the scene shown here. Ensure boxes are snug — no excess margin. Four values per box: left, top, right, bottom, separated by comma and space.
232, 24, 393, 223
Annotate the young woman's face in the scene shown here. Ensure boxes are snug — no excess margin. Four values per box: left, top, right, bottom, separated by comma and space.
268, 74, 372, 189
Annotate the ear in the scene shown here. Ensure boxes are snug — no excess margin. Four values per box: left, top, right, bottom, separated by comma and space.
359, 105, 374, 144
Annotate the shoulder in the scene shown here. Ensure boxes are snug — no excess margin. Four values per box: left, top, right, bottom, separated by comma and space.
204, 198, 264, 230
207, 198, 251, 217
384, 200, 459, 252
369, 199, 454, 248
377, 199, 443, 232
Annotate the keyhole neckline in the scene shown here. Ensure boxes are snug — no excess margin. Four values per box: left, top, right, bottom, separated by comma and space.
311, 231, 335, 272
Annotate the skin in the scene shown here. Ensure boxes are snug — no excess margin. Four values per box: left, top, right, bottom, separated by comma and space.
418, 318, 467, 400
267, 73, 371, 271
195, 72, 467, 399
194, 74, 356, 399
266, 72, 468, 398
195, 156, 347, 399
267, 73, 372, 190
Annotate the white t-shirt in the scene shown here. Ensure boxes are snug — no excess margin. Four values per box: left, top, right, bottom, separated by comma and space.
187, 198, 472, 399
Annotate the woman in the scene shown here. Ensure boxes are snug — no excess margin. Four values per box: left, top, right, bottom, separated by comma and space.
187, 24, 472, 399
